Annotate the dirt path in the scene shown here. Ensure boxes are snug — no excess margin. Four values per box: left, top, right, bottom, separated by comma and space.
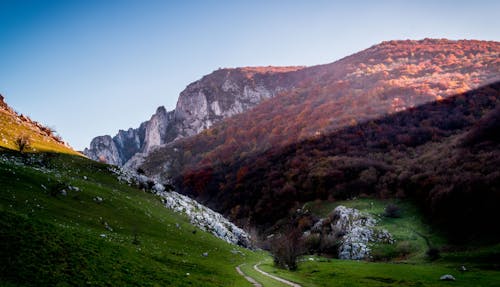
236, 264, 263, 287
253, 263, 302, 287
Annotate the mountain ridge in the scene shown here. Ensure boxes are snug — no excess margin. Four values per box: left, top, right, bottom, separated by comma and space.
84, 66, 305, 166
139, 39, 499, 179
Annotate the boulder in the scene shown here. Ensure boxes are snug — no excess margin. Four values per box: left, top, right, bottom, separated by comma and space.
440, 274, 456, 281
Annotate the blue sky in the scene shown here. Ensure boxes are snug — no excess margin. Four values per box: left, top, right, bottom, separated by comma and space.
0, 0, 499, 150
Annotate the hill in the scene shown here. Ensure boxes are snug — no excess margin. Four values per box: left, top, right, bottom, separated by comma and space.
0, 148, 263, 286
0, 95, 80, 155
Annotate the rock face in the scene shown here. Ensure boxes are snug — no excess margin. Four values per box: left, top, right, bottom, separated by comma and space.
84, 107, 174, 166
173, 67, 302, 138
84, 66, 304, 167
307, 205, 394, 260
84, 135, 122, 165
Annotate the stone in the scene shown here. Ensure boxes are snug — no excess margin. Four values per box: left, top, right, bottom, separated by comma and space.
440, 274, 456, 281
202, 252, 208, 257
94, 196, 103, 203
60, 189, 67, 196
104, 222, 113, 232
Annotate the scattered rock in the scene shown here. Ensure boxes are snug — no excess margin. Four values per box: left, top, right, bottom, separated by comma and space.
93, 196, 103, 203
60, 189, 67, 196
104, 222, 113, 232
440, 274, 456, 281
202, 252, 208, 257
83, 176, 88, 180
460, 265, 467, 272
100, 234, 107, 238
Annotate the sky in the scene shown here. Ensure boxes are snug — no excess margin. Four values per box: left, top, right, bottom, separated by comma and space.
0, 0, 499, 150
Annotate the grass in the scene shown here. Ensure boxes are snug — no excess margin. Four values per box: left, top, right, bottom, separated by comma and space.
0, 149, 258, 286
258, 257, 500, 287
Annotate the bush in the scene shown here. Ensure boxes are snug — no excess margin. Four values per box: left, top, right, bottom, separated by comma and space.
426, 247, 441, 261
384, 204, 401, 218
15, 135, 31, 153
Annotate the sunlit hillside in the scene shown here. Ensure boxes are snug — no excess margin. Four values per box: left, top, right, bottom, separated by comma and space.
0, 96, 80, 156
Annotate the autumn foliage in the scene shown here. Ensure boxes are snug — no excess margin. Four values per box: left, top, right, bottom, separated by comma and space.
140, 40, 500, 240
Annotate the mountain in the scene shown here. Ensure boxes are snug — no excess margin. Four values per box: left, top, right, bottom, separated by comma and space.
0, 95, 79, 155
135, 39, 499, 237
84, 66, 304, 166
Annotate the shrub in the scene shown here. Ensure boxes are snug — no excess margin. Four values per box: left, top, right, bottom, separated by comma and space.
15, 135, 31, 153
426, 247, 441, 261
384, 204, 402, 218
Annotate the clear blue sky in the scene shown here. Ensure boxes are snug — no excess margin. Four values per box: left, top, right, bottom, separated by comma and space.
0, 0, 498, 150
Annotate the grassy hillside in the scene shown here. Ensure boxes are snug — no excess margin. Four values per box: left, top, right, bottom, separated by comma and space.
0, 97, 80, 155
0, 149, 257, 286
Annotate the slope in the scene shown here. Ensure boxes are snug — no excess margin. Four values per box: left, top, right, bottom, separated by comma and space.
0, 95, 80, 156
0, 149, 259, 286
175, 81, 500, 240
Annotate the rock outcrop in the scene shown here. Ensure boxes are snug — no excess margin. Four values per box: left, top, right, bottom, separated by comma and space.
84, 66, 304, 167
306, 205, 394, 260
173, 67, 303, 138
109, 167, 252, 248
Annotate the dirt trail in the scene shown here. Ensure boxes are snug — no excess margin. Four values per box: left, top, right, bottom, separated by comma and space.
253, 263, 302, 287
236, 264, 263, 287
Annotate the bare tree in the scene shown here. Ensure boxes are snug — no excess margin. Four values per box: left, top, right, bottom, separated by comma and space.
269, 227, 304, 270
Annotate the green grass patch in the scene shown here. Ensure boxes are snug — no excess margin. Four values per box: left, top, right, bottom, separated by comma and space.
258, 257, 500, 287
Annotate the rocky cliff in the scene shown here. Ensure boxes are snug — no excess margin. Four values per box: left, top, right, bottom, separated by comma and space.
84, 66, 304, 167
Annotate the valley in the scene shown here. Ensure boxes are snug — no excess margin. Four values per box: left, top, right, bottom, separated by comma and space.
1, 149, 499, 286
1, 39, 499, 286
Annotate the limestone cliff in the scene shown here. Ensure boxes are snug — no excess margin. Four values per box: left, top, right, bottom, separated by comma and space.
84, 66, 304, 167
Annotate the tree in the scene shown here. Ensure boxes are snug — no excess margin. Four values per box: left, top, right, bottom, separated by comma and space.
269, 227, 304, 271
15, 135, 31, 153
